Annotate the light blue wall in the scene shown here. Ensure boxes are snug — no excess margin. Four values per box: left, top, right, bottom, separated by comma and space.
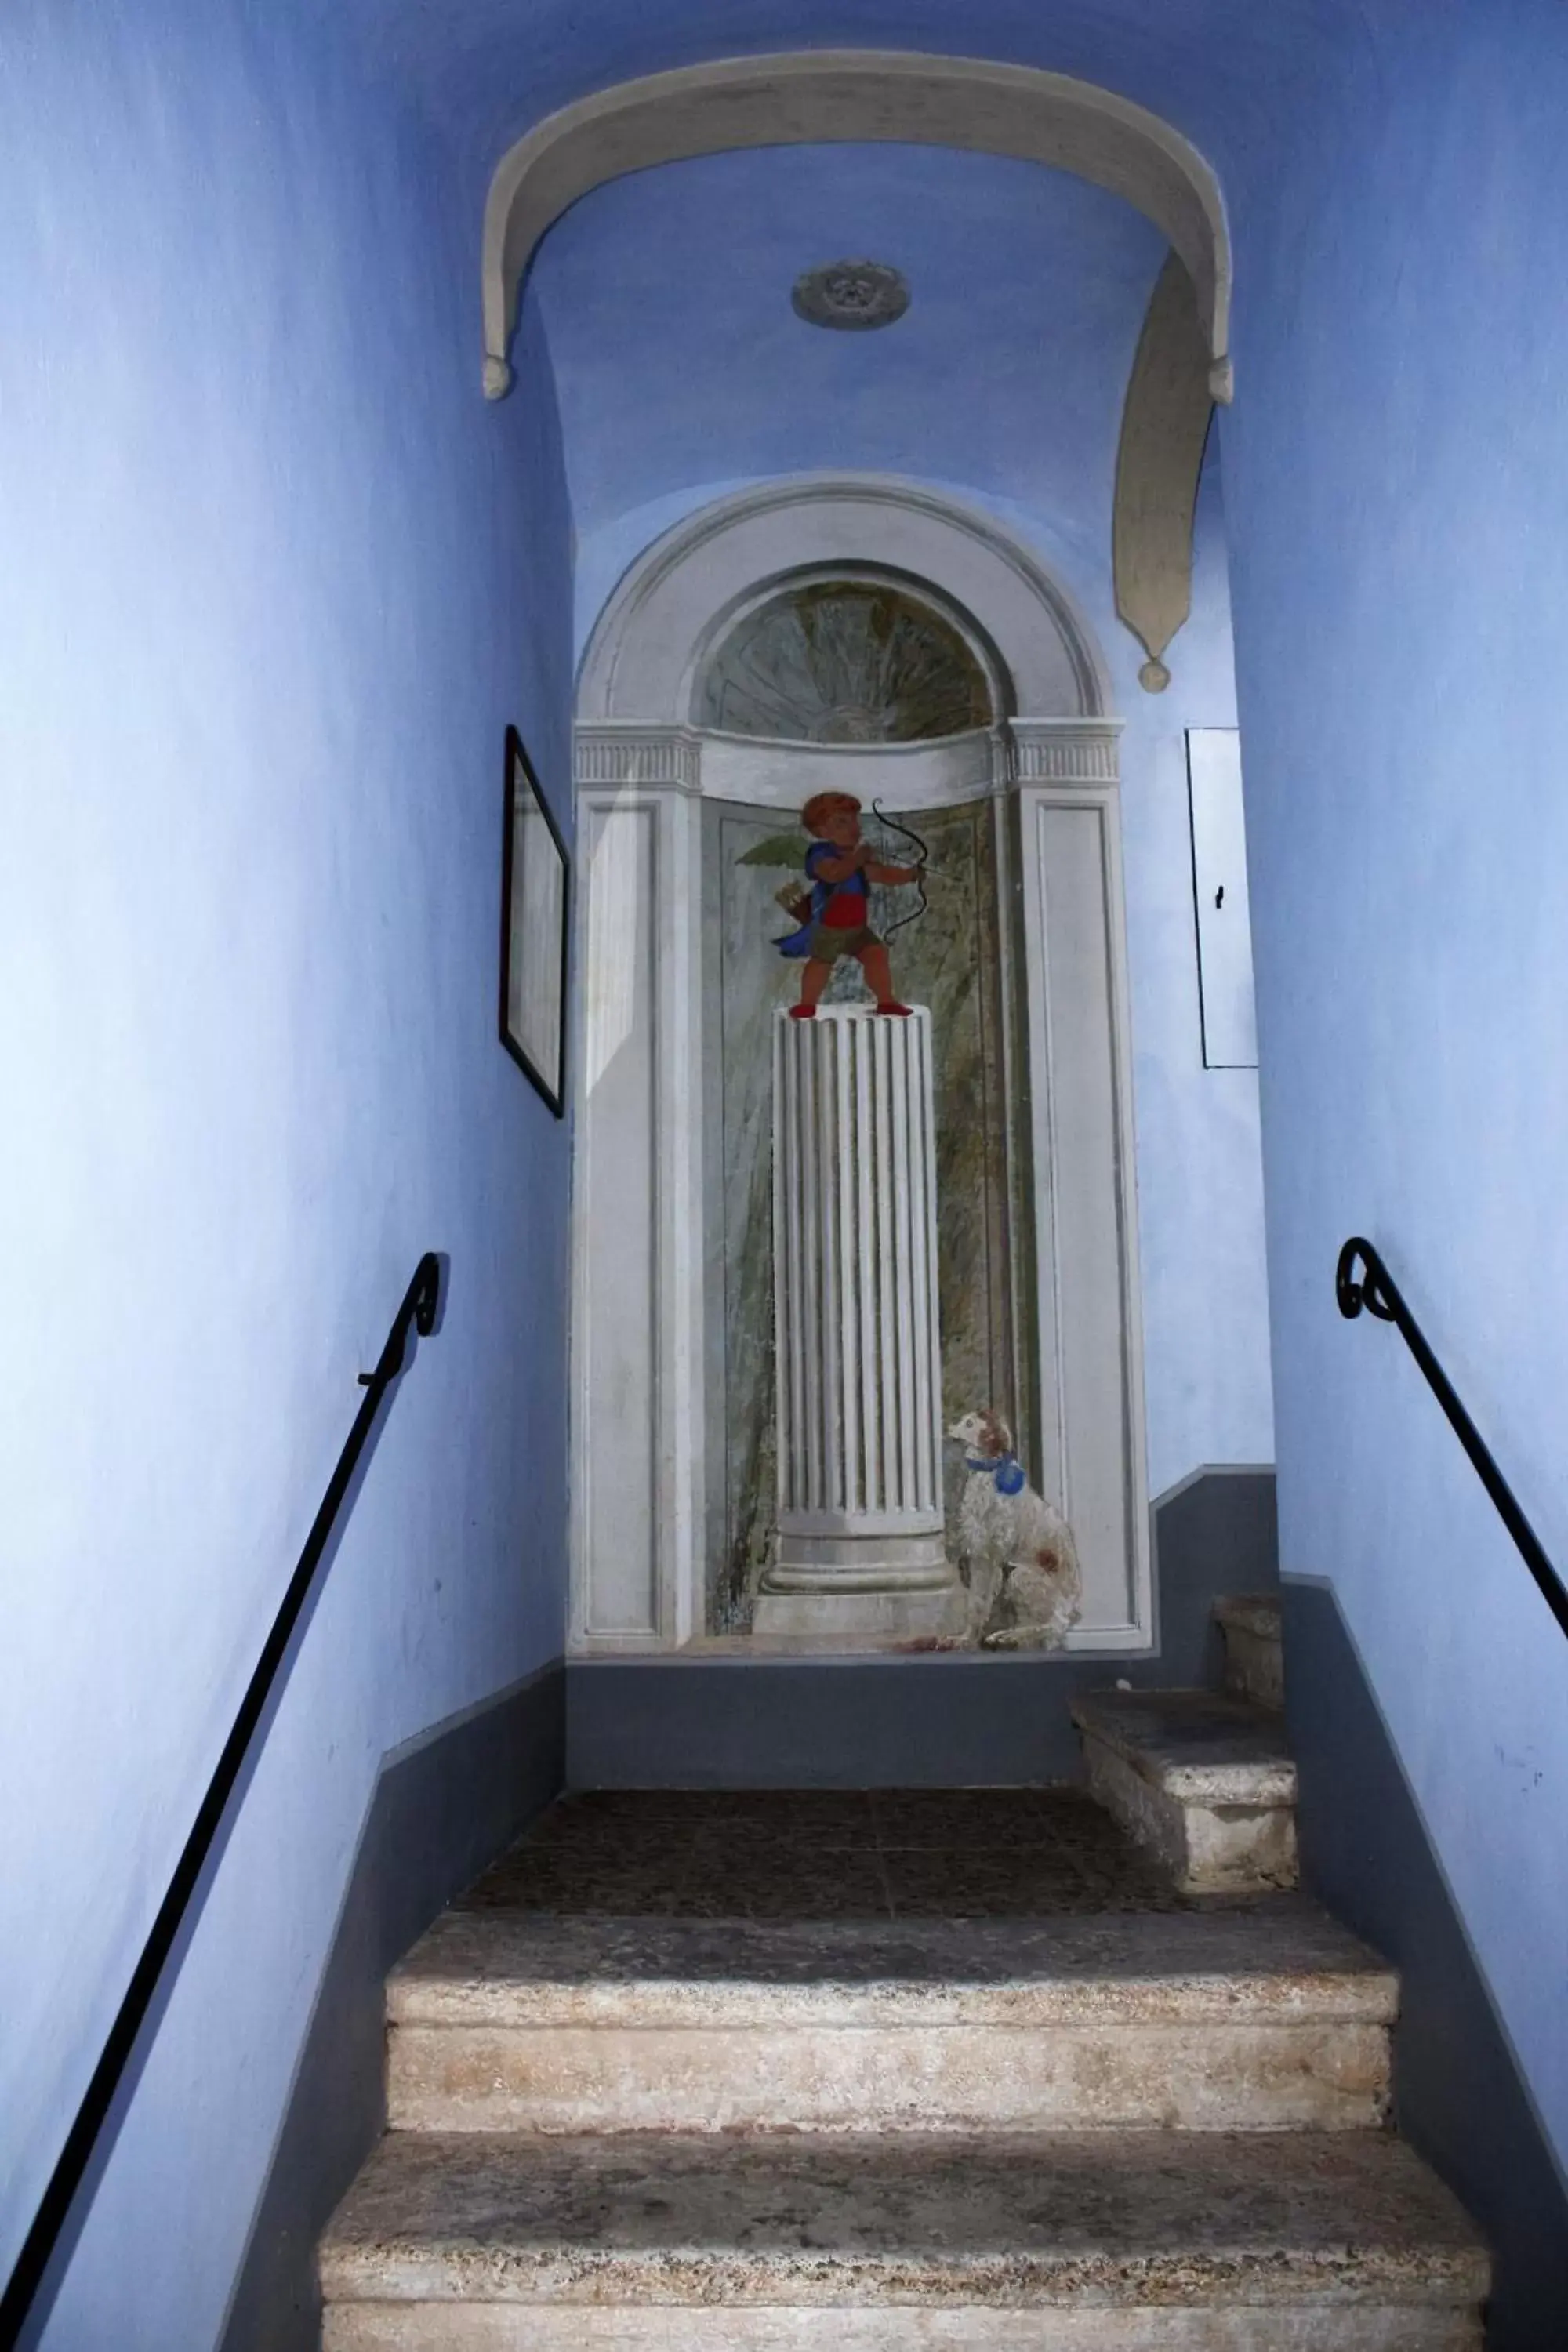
534, 143, 1276, 1498
0, 1, 574, 2339
1214, 0, 1568, 2201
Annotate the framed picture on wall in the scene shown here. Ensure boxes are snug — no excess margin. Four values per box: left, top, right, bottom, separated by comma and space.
499, 725, 569, 1116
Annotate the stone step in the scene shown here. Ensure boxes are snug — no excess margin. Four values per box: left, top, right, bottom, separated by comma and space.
1214, 1592, 1285, 1711
1071, 1692, 1298, 1895
319, 2126, 1488, 2350
386, 1904, 1395, 2135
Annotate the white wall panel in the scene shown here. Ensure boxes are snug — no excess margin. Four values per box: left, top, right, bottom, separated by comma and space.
570, 782, 705, 1650
1186, 726, 1258, 1070
572, 797, 659, 1640
1021, 786, 1152, 1645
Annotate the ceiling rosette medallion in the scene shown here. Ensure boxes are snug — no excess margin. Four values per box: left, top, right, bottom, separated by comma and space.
790, 259, 910, 332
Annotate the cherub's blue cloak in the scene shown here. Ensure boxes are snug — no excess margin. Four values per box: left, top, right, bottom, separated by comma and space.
775, 878, 829, 957
776, 844, 866, 956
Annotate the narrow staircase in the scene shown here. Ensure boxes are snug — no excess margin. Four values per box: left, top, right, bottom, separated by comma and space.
319, 1597, 1489, 2348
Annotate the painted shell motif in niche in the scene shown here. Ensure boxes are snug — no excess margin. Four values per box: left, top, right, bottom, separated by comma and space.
700, 582, 993, 744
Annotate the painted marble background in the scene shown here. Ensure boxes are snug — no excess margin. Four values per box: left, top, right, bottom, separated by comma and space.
702, 795, 1033, 1635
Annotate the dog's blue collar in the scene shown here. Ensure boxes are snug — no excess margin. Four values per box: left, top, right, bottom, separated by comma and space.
965, 1452, 1027, 1495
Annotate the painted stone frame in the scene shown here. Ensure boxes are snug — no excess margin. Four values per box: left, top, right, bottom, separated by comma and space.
499, 725, 569, 1116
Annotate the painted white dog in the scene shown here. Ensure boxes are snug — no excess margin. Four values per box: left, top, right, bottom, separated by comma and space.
947, 1410, 1083, 1651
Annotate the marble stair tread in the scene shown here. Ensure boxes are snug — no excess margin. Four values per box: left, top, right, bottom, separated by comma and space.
389, 1901, 1396, 2029
320, 2127, 1488, 2310
1069, 1691, 1296, 1806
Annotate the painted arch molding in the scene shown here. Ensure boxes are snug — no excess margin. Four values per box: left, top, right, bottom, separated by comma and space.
480, 49, 1234, 405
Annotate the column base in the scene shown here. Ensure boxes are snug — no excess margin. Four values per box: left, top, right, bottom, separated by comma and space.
765, 1523, 952, 1589
751, 1583, 962, 1640
757, 1521, 958, 1637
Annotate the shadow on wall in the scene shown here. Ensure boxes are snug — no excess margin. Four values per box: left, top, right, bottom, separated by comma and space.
1285, 1577, 1568, 2352
567, 1465, 1276, 1788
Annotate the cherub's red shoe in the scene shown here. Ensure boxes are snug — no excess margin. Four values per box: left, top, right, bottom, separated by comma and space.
789, 1004, 817, 1019
875, 1000, 913, 1017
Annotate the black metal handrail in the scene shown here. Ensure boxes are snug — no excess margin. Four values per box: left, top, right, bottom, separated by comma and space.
0, 1252, 444, 2347
1337, 1236, 1568, 1640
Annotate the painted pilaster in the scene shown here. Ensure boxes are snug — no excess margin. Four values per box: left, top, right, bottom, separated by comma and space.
569, 726, 705, 1653
1008, 716, 1152, 1650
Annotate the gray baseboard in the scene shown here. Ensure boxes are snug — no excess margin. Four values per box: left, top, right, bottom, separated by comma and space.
1283, 1577, 1568, 2350
566, 1467, 1275, 1788
219, 1660, 565, 2352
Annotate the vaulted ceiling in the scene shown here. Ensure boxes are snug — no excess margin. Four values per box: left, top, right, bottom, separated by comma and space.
325, 0, 1363, 191
528, 143, 1167, 644
307, 0, 1375, 662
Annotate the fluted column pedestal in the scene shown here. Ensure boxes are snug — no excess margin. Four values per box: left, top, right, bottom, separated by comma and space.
755, 1004, 956, 1639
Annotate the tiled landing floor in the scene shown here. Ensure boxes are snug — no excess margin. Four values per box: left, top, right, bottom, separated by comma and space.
458, 1789, 1196, 1920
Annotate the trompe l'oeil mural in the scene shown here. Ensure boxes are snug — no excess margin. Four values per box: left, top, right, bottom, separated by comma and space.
710, 744, 1082, 1653
574, 497, 1152, 1662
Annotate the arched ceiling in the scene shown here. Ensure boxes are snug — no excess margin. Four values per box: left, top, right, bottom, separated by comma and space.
481, 52, 1231, 397
301, 0, 1371, 686
305, 1, 1371, 682
530, 141, 1167, 647
318, 0, 1363, 199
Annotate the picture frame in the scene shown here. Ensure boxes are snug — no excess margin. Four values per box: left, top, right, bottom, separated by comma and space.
499, 725, 569, 1116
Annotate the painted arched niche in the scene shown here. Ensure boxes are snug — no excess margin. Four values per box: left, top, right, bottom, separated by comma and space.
569, 477, 1152, 1658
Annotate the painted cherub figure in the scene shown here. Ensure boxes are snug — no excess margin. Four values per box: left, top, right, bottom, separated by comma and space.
776, 791, 920, 1018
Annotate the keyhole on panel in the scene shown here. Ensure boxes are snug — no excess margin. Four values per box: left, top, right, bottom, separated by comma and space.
1214, 884, 1225, 909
